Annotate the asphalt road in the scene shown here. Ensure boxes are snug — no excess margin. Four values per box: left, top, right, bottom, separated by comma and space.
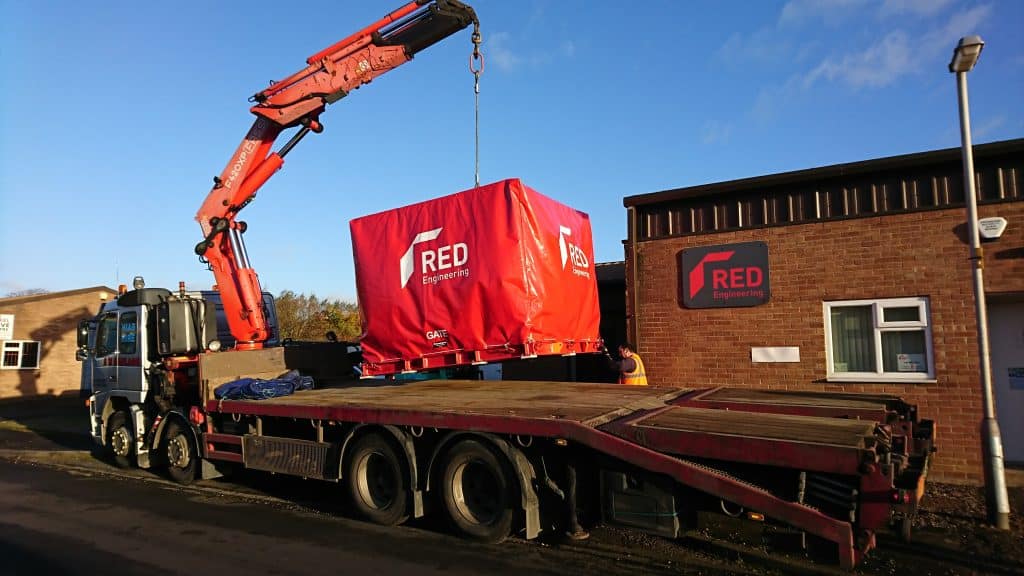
1, 398, 1020, 576
0, 459, 741, 576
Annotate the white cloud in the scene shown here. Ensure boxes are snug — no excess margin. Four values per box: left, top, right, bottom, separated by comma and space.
779, 0, 872, 26
486, 32, 521, 71
717, 28, 794, 64
484, 32, 576, 71
701, 120, 734, 145
804, 30, 914, 88
917, 4, 992, 60
972, 115, 1007, 140
879, 0, 955, 17
751, 76, 804, 123
801, 4, 992, 89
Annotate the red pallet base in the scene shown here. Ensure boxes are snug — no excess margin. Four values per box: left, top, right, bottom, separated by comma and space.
360, 339, 604, 377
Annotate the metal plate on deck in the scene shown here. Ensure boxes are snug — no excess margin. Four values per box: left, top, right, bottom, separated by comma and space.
599, 405, 881, 475
243, 435, 336, 479
694, 388, 898, 410
637, 406, 877, 447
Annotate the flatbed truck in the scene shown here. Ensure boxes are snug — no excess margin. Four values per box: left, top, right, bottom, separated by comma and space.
77, 1, 935, 567
81, 296, 933, 568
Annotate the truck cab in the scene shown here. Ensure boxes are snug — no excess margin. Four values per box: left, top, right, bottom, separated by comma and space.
77, 279, 280, 471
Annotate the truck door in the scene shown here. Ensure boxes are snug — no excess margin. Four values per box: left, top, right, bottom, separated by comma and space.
90, 309, 144, 395
91, 312, 119, 393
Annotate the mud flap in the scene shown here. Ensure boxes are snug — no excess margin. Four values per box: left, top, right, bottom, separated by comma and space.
129, 405, 150, 468
200, 459, 225, 480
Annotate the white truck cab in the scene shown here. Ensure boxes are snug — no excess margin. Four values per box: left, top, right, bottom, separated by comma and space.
77, 278, 279, 473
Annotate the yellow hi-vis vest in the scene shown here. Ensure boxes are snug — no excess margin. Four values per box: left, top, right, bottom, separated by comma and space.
619, 353, 648, 386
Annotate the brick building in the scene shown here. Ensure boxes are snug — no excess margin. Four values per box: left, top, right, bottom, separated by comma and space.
0, 287, 115, 398
622, 138, 1023, 483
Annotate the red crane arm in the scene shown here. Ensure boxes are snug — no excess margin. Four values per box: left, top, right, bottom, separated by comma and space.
194, 0, 478, 349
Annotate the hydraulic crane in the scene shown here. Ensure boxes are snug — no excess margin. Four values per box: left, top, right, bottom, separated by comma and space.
194, 0, 479, 349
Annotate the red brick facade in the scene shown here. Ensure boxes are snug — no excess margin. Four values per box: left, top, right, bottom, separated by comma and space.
0, 287, 114, 399
625, 200, 1023, 483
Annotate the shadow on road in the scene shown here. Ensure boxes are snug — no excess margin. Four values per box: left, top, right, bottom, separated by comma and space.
0, 393, 92, 451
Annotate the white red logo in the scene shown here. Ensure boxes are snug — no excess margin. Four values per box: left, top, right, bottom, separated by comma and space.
559, 226, 591, 279
400, 227, 470, 288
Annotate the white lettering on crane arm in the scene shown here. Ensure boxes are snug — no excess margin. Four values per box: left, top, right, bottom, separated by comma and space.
226, 139, 259, 190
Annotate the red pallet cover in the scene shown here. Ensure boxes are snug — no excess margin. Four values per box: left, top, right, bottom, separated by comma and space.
351, 178, 602, 375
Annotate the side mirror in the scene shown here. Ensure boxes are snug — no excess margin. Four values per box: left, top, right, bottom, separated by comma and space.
75, 349, 88, 362
77, 319, 91, 349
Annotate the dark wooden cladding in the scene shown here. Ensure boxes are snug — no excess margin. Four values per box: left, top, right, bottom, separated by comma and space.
696, 388, 898, 410
635, 406, 877, 448
225, 379, 687, 425
628, 139, 1023, 241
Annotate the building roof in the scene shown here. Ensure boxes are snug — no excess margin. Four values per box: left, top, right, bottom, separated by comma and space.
624, 138, 1024, 208
0, 286, 118, 306
595, 261, 625, 284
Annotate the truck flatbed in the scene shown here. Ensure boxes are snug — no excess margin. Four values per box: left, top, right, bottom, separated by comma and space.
194, 350, 932, 569
208, 380, 883, 477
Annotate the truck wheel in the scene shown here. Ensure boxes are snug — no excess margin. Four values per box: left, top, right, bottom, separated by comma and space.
164, 420, 197, 485
440, 439, 514, 543
346, 433, 409, 526
106, 411, 134, 468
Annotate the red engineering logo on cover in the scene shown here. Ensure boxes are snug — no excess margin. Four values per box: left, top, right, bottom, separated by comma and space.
399, 227, 470, 289
559, 226, 591, 279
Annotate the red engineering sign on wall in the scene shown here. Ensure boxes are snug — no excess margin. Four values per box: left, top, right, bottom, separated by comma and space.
350, 178, 602, 375
680, 241, 771, 308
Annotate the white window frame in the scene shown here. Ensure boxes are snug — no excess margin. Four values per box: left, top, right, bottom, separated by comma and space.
1, 340, 41, 370
823, 297, 935, 382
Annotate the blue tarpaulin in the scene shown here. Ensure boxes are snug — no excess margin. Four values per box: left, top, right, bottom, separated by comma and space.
214, 370, 314, 400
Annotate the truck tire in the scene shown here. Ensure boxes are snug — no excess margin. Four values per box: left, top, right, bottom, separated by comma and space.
106, 411, 134, 469
346, 433, 409, 526
164, 420, 197, 485
440, 439, 514, 543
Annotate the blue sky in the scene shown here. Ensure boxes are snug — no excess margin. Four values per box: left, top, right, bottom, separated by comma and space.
2, 0, 1021, 301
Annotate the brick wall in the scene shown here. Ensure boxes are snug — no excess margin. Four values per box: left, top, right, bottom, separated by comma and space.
0, 289, 111, 398
626, 201, 1024, 483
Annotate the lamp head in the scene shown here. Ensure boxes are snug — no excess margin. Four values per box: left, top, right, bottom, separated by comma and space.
949, 35, 984, 73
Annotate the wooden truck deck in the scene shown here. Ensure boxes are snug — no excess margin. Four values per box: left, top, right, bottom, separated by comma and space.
208, 380, 884, 477
198, 352, 932, 570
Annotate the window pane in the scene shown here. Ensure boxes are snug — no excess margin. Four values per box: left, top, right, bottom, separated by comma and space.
881, 331, 927, 373
119, 312, 138, 355
20, 342, 39, 368
2, 350, 17, 367
883, 306, 920, 323
831, 306, 875, 372
96, 315, 118, 357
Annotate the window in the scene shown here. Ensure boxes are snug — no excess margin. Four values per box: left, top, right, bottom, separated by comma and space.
1, 341, 41, 369
824, 297, 934, 381
119, 312, 138, 355
95, 313, 118, 357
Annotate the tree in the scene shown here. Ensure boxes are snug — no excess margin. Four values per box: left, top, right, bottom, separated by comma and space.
4, 288, 49, 298
275, 291, 361, 342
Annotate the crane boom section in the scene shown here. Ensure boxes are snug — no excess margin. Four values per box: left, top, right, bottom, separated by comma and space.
194, 0, 478, 349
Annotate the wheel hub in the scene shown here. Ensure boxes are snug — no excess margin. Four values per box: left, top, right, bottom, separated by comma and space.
111, 427, 131, 457
356, 452, 396, 510
168, 434, 190, 468
453, 460, 500, 524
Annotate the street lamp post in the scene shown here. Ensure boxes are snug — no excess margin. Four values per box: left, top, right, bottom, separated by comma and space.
948, 35, 1010, 531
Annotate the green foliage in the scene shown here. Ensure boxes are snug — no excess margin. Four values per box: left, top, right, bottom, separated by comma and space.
275, 290, 361, 342
4, 288, 49, 298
